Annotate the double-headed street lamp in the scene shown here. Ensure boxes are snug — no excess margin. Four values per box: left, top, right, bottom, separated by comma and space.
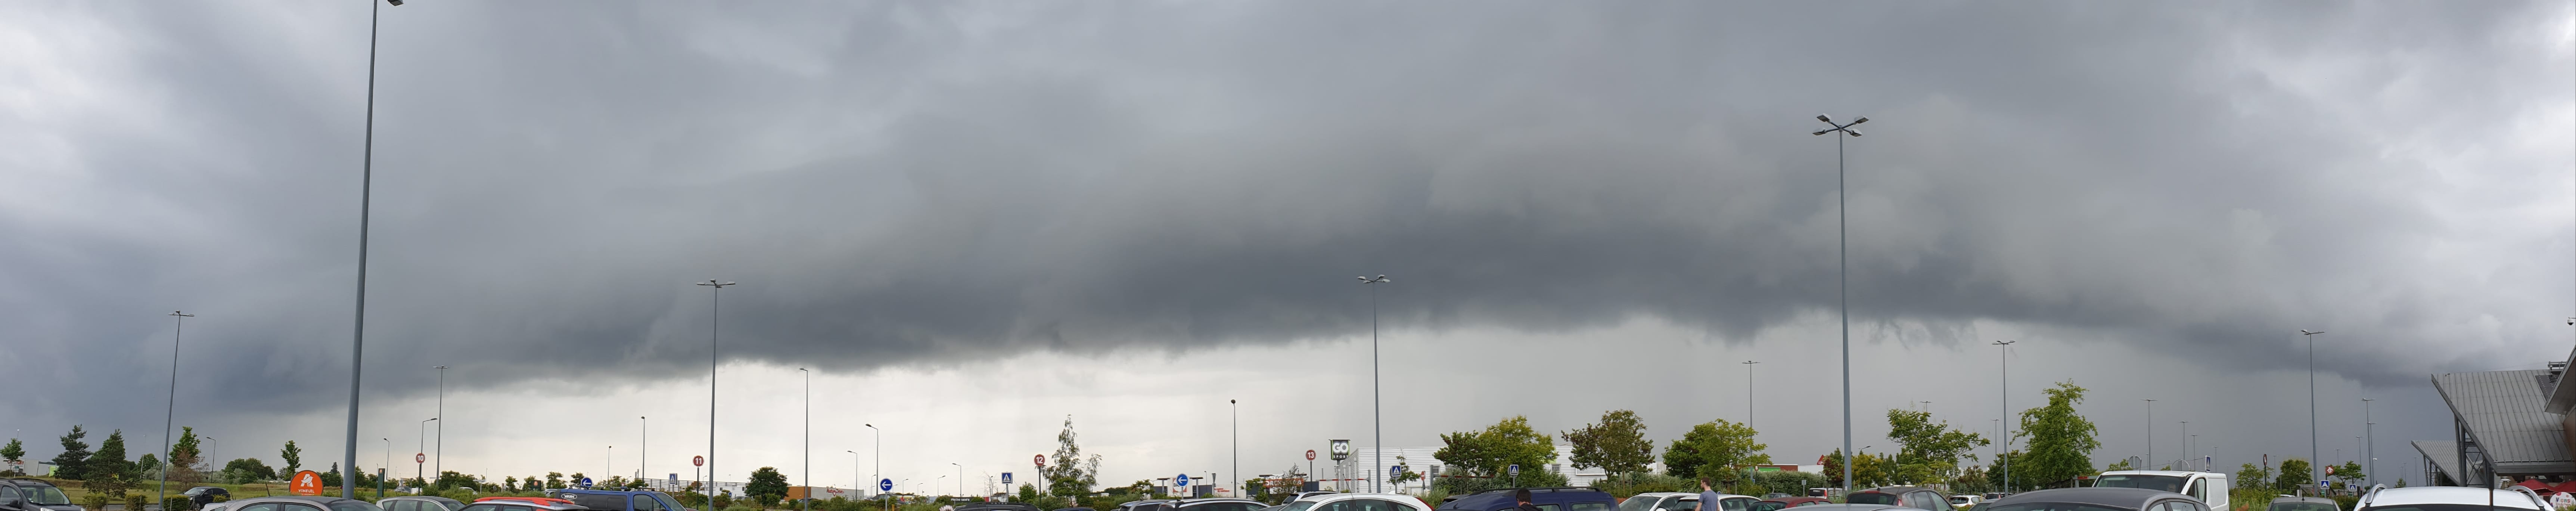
1812, 114, 1867, 491
700, 279, 737, 507
1355, 274, 1390, 492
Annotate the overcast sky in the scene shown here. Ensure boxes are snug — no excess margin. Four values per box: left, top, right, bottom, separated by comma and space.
2, 0, 2572, 492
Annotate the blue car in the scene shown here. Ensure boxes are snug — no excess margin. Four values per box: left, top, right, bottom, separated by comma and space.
1437, 488, 1616, 511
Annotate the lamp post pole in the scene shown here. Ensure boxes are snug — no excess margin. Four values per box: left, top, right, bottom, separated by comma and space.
846, 451, 860, 496
699, 279, 737, 507
800, 368, 810, 511
2301, 329, 2325, 485
2362, 397, 2375, 488
1356, 275, 1390, 493
952, 463, 961, 497
418, 418, 437, 484
341, 0, 403, 496
2179, 421, 2188, 469
380, 437, 390, 498
1230, 399, 1239, 498
435, 365, 447, 480
641, 416, 648, 483
1991, 339, 2014, 491
1811, 114, 1868, 493
1742, 361, 1759, 429
159, 311, 194, 508
865, 424, 880, 502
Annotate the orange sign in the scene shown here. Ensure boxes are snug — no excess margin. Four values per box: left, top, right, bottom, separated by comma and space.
290, 470, 324, 495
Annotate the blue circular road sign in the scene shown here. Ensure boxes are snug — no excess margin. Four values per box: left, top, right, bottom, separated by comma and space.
1175, 474, 1190, 486
880, 479, 894, 491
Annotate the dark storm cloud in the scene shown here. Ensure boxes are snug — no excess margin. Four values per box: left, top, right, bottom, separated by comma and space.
2, 1, 2567, 423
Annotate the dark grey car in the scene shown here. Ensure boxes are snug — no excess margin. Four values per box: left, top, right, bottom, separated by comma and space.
3, 479, 75, 511
1984, 487, 2207, 511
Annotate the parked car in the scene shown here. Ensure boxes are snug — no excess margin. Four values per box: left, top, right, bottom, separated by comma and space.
455, 498, 596, 511
1172, 499, 1267, 511
3, 479, 75, 511
380, 496, 467, 511
554, 489, 691, 511
471, 498, 577, 507
958, 503, 1044, 511
1275, 493, 1435, 511
1947, 496, 1983, 510
2352, 486, 2549, 511
1619, 492, 1701, 511
1982, 488, 2208, 511
2094, 471, 2229, 508
0, 479, 31, 511
1750, 497, 1831, 511
1126, 500, 1183, 511
1053, 507, 1099, 511
1847, 487, 1948, 511
184, 487, 234, 505
1438, 488, 1615, 511
223, 496, 386, 511
1294, 494, 1340, 503
2267, 497, 2337, 511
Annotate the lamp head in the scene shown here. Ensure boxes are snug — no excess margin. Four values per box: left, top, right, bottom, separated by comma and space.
1817, 115, 1833, 123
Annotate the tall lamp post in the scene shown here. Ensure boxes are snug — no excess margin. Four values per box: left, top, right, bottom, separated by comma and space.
2179, 421, 2188, 469
417, 418, 438, 484
2301, 329, 2325, 485
799, 368, 810, 511
159, 310, 194, 507
1992, 339, 2014, 491
435, 365, 447, 479
380, 437, 390, 498
342, 0, 404, 496
951, 463, 961, 496
864, 424, 880, 503
699, 279, 737, 507
2362, 397, 2376, 488
640, 416, 648, 482
1230, 399, 1239, 498
1741, 360, 1759, 428
1811, 114, 1867, 492
845, 451, 860, 495
1355, 274, 1390, 492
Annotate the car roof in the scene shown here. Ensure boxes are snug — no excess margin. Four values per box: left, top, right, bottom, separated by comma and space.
1856, 487, 1934, 494
2361, 487, 2547, 510
1784, 506, 1915, 511
2269, 497, 2334, 505
1991, 488, 2178, 509
461, 499, 591, 510
1763, 498, 1830, 504
4, 479, 56, 487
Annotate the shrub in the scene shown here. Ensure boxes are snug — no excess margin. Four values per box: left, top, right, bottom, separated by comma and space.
1745, 471, 1829, 498
127, 492, 152, 511
1590, 473, 1691, 497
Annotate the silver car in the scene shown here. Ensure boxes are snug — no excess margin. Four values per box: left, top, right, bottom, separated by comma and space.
377, 496, 466, 511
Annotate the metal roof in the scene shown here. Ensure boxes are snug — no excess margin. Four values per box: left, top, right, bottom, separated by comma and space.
2429, 370, 2576, 474
2411, 440, 2463, 484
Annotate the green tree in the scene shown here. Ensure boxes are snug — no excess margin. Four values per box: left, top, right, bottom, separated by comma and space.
222, 458, 277, 481
50, 425, 93, 480
436, 471, 475, 490
171, 427, 205, 482
88, 430, 134, 480
504, 476, 519, 491
1823, 449, 1848, 487
2331, 461, 2365, 487
320, 462, 342, 487
1885, 409, 1988, 485
1662, 418, 1769, 483
2272, 459, 2311, 493
2, 438, 24, 468
1041, 416, 1104, 498
139, 454, 160, 475
2102, 459, 2134, 472
746, 467, 789, 505
2014, 381, 2100, 489
2234, 463, 2270, 490
1563, 410, 1655, 478
1434, 416, 1559, 478
546, 472, 565, 489
280, 441, 302, 476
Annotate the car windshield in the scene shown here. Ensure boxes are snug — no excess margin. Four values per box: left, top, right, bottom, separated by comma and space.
1274, 504, 1317, 511
2093, 475, 2187, 493
1621, 498, 1665, 511
2272, 503, 2337, 511
1988, 504, 2134, 511
1848, 494, 1901, 506
20, 486, 70, 505
1748, 502, 1786, 511
330, 502, 388, 511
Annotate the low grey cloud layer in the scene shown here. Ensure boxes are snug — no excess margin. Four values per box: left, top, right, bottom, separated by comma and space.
1, 0, 2570, 436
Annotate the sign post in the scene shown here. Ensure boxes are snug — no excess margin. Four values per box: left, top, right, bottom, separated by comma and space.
1507, 464, 1519, 488
291, 470, 324, 496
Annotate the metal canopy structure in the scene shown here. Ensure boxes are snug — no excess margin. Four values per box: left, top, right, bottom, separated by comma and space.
2427, 369, 2576, 485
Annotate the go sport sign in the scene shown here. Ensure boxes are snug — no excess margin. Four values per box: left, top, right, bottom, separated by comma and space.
1329, 440, 1351, 461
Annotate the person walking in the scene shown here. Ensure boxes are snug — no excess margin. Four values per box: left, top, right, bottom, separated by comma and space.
1514, 490, 1542, 511
1698, 479, 1724, 511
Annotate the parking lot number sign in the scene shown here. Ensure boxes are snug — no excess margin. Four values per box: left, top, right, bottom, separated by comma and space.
290, 470, 323, 495
1306, 450, 1316, 461
1035, 455, 1046, 467
695, 455, 706, 467
415, 453, 425, 464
